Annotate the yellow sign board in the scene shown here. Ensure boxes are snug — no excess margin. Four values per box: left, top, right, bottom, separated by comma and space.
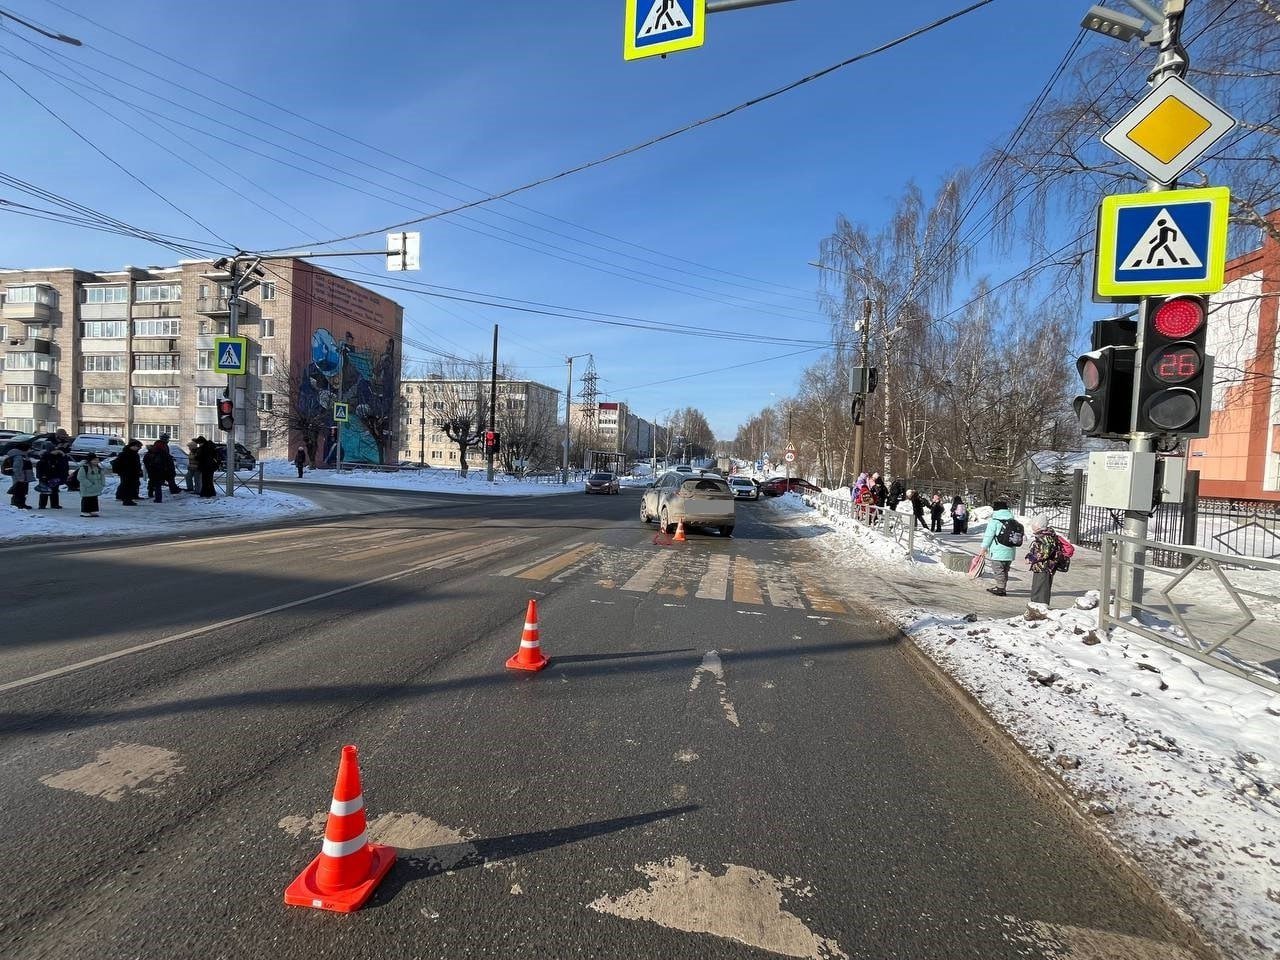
624, 0, 705, 61
1102, 76, 1234, 185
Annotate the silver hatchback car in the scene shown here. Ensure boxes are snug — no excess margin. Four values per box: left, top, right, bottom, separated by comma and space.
641, 471, 735, 537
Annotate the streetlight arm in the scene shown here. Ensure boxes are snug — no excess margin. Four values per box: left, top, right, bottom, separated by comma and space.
707, 0, 798, 12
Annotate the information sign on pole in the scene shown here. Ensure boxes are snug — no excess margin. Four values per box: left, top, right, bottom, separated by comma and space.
624, 0, 705, 60
212, 336, 248, 375
1101, 75, 1235, 185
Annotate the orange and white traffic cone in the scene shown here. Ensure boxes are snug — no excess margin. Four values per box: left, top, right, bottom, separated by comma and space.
506, 599, 549, 672
673, 519, 687, 542
284, 745, 396, 913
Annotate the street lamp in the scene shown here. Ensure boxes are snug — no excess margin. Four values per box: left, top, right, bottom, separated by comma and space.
1080, 1, 1168, 45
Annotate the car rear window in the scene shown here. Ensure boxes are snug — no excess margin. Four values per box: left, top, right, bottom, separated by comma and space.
588, 473, 613, 481
684, 478, 730, 493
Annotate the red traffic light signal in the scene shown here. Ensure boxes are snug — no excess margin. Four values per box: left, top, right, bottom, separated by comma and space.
1135, 296, 1211, 436
484, 430, 500, 456
216, 396, 235, 432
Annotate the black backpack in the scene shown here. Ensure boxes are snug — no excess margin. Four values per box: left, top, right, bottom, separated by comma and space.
995, 517, 1025, 548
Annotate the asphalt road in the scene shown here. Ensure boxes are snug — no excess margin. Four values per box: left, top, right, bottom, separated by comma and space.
0, 487, 1204, 960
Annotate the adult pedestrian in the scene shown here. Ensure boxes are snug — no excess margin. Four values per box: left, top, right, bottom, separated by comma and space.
156, 433, 182, 495
293, 444, 308, 479
4, 446, 34, 509
114, 439, 143, 506
76, 453, 106, 517
976, 499, 1021, 597
869, 472, 887, 509
906, 489, 927, 529
143, 440, 172, 503
36, 445, 69, 509
1026, 514, 1067, 607
950, 495, 969, 534
929, 493, 944, 533
184, 440, 200, 492
194, 436, 218, 498
887, 478, 905, 511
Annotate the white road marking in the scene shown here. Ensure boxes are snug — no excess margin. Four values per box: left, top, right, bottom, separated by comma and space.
40, 743, 184, 802
622, 551, 672, 592
0, 536, 532, 694
674, 749, 699, 763
695, 555, 730, 601
588, 856, 848, 960
737, 610, 766, 616
495, 543, 581, 578
279, 809, 478, 871
690, 650, 740, 728
763, 577, 804, 609
998, 917, 1199, 960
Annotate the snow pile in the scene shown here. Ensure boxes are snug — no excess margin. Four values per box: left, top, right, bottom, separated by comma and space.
263, 460, 577, 497
909, 604, 1280, 960
782, 488, 945, 564
1, 486, 316, 543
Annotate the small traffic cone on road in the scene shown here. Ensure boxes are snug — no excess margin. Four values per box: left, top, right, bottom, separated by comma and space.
673, 519, 687, 542
284, 745, 396, 913
506, 599, 549, 672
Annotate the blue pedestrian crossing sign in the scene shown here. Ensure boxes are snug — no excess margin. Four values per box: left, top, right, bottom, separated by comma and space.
1095, 186, 1230, 300
624, 0, 705, 61
333, 402, 349, 424
212, 336, 248, 375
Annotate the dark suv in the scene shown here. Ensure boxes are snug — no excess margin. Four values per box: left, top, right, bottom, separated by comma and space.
213, 442, 257, 471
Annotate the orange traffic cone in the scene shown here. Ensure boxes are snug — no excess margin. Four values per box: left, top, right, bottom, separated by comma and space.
284, 745, 396, 913
506, 599, 549, 671
673, 519, 687, 542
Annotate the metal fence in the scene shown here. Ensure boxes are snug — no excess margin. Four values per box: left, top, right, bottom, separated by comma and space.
1100, 533, 1280, 694
810, 490, 920, 558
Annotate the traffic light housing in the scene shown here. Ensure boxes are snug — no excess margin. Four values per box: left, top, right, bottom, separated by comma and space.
216, 396, 235, 432
1073, 318, 1136, 439
484, 430, 500, 456
1134, 296, 1212, 437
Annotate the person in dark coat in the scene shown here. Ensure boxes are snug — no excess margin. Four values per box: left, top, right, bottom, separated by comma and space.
36, 447, 69, 509
113, 440, 143, 506
293, 445, 307, 479
194, 436, 218, 498
144, 436, 177, 503
869, 473, 888, 509
887, 479, 905, 511
950, 495, 969, 534
929, 493, 945, 532
4, 447, 34, 509
157, 433, 182, 494
906, 489, 927, 529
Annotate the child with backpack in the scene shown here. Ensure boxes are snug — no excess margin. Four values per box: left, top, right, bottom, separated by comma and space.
1026, 514, 1073, 607
976, 499, 1022, 596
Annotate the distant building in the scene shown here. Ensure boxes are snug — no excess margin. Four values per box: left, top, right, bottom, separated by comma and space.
400, 376, 560, 469
570, 401, 667, 460
0, 259, 403, 462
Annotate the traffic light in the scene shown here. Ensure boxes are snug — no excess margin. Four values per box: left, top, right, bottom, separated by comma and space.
1073, 317, 1136, 439
216, 396, 235, 432
1134, 295, 1212, 437
484, 430, 500, 456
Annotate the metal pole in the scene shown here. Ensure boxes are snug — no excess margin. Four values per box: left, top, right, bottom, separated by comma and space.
851, 297, 872, 479
224, 261, 240, 498
487, 324, 498, 482
1122, 0, 1189, 614
707, 0, 798, 13
561, 356, 573, 484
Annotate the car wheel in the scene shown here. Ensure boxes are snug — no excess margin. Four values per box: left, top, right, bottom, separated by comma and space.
661, 507, 673, 535
719, 526, 734, 538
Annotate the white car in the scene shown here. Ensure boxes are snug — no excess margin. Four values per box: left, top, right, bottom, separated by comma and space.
728, 476, 759, 501
70, 433, 126, 461
641, 471, 736, 537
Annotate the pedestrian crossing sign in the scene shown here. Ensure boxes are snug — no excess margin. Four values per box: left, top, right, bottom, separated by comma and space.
1094, 187, 1230, 300
624, 0, 705, 61
212, 336, 248, 375
333, 402, 349, 423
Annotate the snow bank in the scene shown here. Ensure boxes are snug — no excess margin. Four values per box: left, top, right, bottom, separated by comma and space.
263, 460, 576, 497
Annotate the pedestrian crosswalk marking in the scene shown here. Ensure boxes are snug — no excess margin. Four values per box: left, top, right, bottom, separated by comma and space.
799, 586, 846, 614
622, 552, 673, 592
695, 555, 730, 601
516, 543, 599, 581
496, 543, 581, 578
339, 529, 470, 564
763, 577, 803, 609
730, 557, 763, 606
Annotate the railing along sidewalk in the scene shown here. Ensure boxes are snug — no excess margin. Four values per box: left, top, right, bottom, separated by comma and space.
809, 490, 919, 559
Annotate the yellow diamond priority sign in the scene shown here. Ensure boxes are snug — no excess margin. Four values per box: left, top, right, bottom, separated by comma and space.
1102, 75, 1234, 185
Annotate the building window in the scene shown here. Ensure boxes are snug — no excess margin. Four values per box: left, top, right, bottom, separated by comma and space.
260, 282, 276, 301
260, 317, 275, 337
83, 285, 128, 304
4, 285, 57, 306
259, 356, 275, 377
79, 421, 125, 437
134, 423, 179, 441
133, 319, 181, 337
6, 419, 37, 433
82, 355, 127, 373
0, 325, 6, 340
198, 318, 229, 335
134, 283, 181, 302
81, 320, 128, 338
257, 392, 274, 411
6, 352, 54, 371
259, 430, 269, 448
197, 350, 213, 370
133, 387, 180, 407
8, 385, 51, 404
80, 387, 127, 405
433, 401, 445, 410
134, 354, 180, 371
196, 386, 219, 407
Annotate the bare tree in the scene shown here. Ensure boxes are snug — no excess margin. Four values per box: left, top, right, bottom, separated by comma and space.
260, 362, 332, 466
428, 359, 489, 477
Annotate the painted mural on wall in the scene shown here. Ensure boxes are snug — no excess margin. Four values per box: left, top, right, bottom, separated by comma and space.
299, 328, 397, 464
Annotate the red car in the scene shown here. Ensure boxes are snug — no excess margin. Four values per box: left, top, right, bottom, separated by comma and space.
760, 477, 821, 497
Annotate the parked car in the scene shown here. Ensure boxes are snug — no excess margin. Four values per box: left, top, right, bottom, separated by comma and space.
213, 442, 257, 470
584, 471, 620, 495
728, 476, 759, 501
70, 433, 127, 462
640, 471, 735, 537
1, 431, 69, 458
760, 477, 821, 497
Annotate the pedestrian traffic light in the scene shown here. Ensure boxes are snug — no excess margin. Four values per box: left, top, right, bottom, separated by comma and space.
216, 396, 235, 432
1073, 317, 1136, 439
1134, 295, 1212, 437
484, 430, 500, 456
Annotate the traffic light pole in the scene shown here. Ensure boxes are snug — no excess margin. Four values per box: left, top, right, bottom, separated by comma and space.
1121, 1, 1189, 615
224, 260, 240, 499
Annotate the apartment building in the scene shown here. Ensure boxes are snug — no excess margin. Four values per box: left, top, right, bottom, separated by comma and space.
570, 401, 666, 459
399, 376, 560, 469
0, 258, 403, 463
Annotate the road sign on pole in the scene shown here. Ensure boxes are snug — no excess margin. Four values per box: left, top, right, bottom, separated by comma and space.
1102, 75, 1235, 185
386, 232, 421, 272
212, 336, 248, 375
333, 402, 350, 423
1094, 186, 1229, 300
624, 0, 705, 60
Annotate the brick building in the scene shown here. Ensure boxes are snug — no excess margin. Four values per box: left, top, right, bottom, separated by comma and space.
0, 259, 403, 462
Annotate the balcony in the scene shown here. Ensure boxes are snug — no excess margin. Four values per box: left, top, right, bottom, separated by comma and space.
131, 371, 181, 388
132, 338, 180, 354
0, 301, 54, 323
195, 296, 246, 317
4, 368, 53, 387
5, 335, 52, 354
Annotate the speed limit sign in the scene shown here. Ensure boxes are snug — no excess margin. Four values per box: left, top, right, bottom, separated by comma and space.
784, 451, 795, 463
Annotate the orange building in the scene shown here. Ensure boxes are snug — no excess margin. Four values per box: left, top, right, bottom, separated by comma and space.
1188, 223, 1280, 501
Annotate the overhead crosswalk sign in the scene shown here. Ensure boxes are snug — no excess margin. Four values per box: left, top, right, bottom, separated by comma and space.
624, 0, 705, 61
333, 402, 349, 424
1094, 187, 1229, 300
212, 336, 248, 375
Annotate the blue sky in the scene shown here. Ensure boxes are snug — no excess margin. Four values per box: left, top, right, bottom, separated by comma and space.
0, 0, 1093, 436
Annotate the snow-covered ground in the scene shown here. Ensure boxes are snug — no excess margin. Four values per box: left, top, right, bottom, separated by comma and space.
770, 491, 1280, 960
1, 478, 316, 543
263, 460, 579, 496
